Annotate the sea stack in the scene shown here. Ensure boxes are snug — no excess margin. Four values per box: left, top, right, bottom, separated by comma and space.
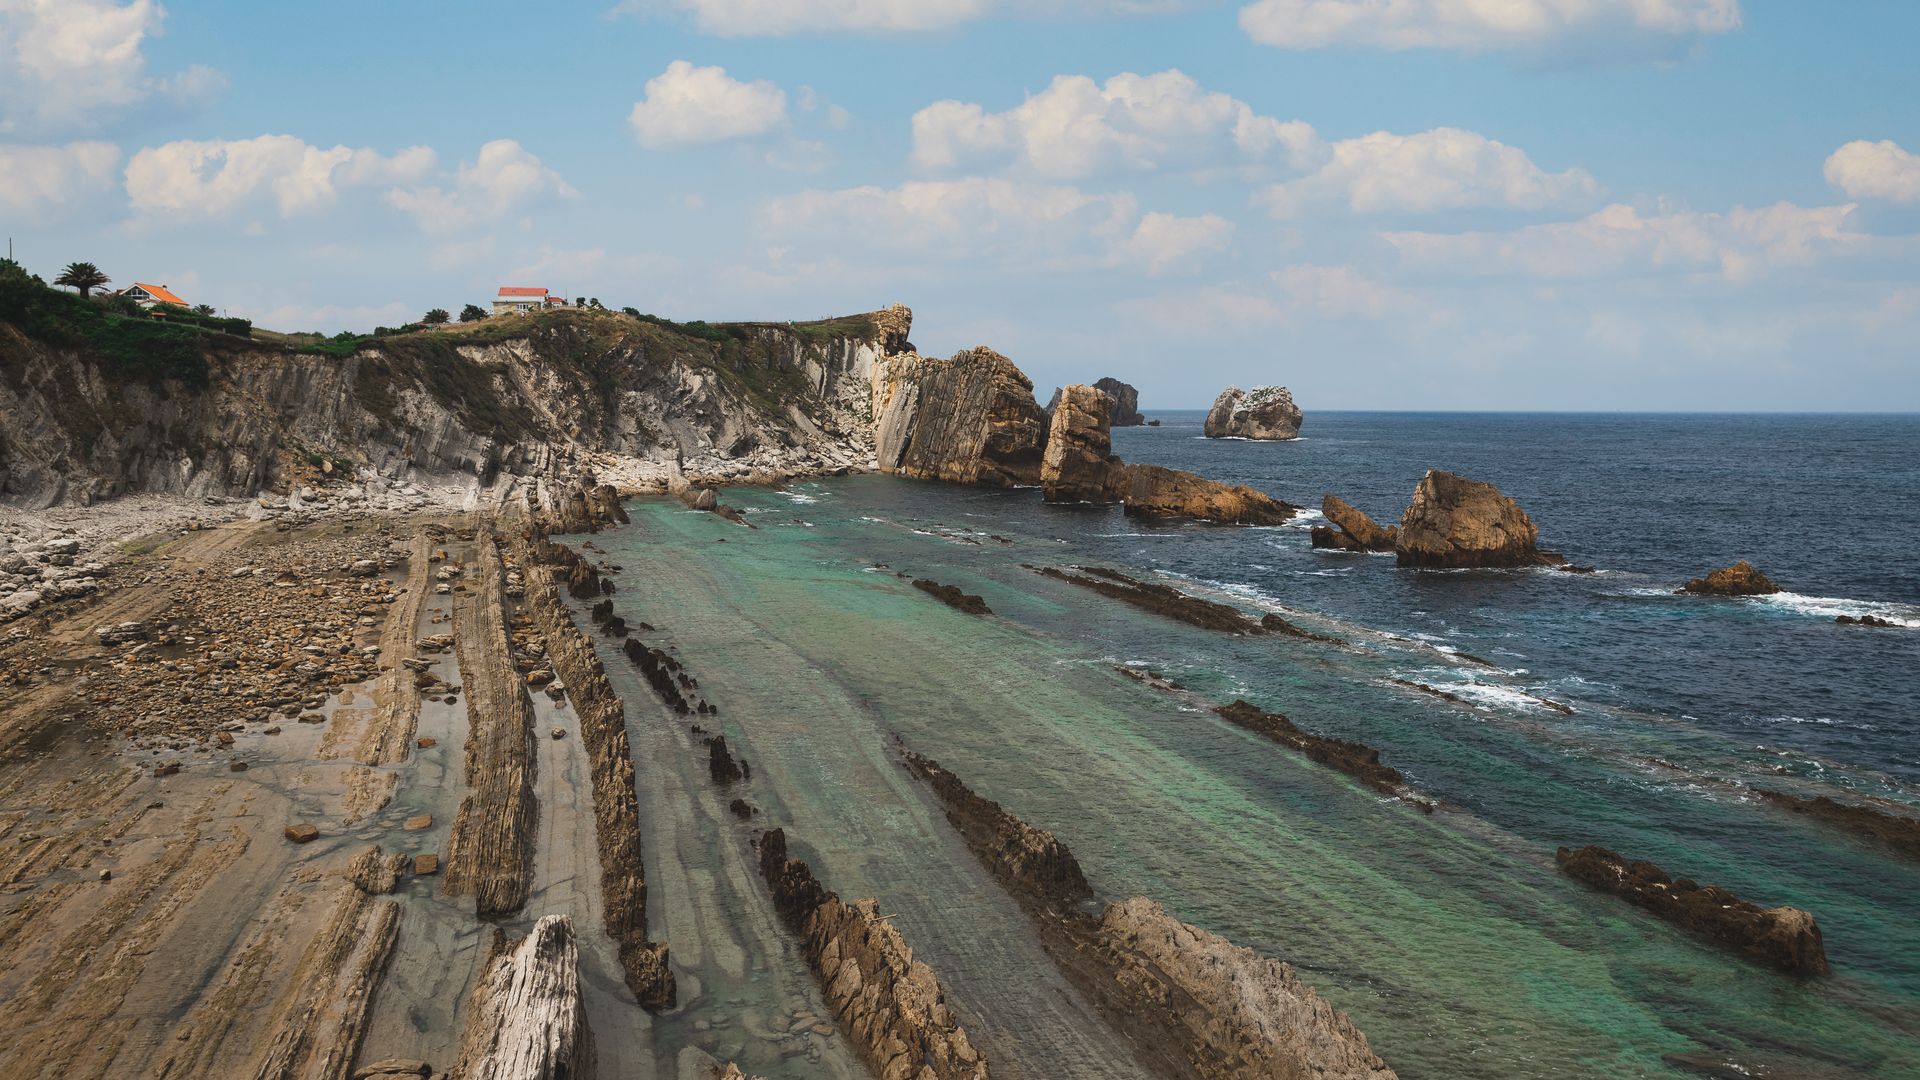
1204, 386, 1302, 440
1312, 494, 1398, 553
1678, 561, 1781, 596
1395, 470, 1558, 568
1092, 378, 1145, 426
873, 346, 1049, 487
1041, 385, 1124, 504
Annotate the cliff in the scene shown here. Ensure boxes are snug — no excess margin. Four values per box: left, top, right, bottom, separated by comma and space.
0, 301, 906, 508
873, 346, 1048, 487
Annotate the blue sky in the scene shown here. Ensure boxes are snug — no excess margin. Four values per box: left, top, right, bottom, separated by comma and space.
3, 0, 1917, 410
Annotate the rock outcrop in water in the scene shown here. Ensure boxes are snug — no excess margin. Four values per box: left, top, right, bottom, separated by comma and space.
1312, 494, 1398, 553
912, 578, 992, 615
756, 828, 991, 1080
1093, 378, 1145, 426
1032, 566, 1266, 634
903, 752, 1398, 1080
1214, 700, 1428, 808
1754, 790, 1920, 861
1117, 464, 1296, 525
1204, 386, 1302, 440
1554, 846, 1829, 975
1678, 561, 1781, 596
1040, 385, 1124, 504
1396, 470, 1559, 569
873, 346, 1048, 487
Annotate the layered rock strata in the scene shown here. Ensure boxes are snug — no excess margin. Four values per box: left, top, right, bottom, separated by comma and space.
903, 752, 1398, 1080
1204, 386, 1302, 440
1312, 494, 1398, 553
1555, 846, 1829, 975
519, 536, 676, 1009
450, 915, 596, 1079
1396, 470, 1559, 569
1754, 791, 1920, 861
1214, 700, 1429, 809
1031, 565, 1267, 635
755, 828, 990, 1080
873, 347, 1047, 487
441, 530, 538, 918
1678, 561, 1781, 596
1116, 464, 1296, 525
1040, 385, 1124, 504
912, 579, 991, 615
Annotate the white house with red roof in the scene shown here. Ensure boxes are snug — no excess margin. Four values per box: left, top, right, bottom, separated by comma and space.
492, 286, 569, 316
115, 282, 190, 308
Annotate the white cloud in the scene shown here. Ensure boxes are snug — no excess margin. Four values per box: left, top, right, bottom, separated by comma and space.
1239, 0, 1740, 54
1125, 212, 1234, 273
913, 69, 1322, 178
1823, 140, 1920, 204
0, 0, 224, 132
385, 139, 576, 233
628, 60, 788, 148
1256, 127, 1599, 217
0, 141, 120, 220
125, 135, 435, 218
1383, 200, 1864, 281
617, 0, 986, 34
1271, 263, 1421, 319
762, 177, 1224, 273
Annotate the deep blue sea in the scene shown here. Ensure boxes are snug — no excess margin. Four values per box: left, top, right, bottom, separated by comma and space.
1111, 410, 1920, 785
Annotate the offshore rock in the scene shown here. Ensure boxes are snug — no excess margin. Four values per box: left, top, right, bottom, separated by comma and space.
1396, 470, 1558, 569
1312, 494, 1398, 553
1214, 700, 1426, 807
1093, 378, 1145, 426
1040, 385, 1124, 504
873, 346, 1047, 487
1204, 386, 1302, 440
1555, 846, 1829, 975
1679, 561, 1782, 596
1117, 464, 1295, 526
1755, 790, 1920, 861
912, 579, 991, 615
1033, 566, 1265, 635
756, 829, 991, 1080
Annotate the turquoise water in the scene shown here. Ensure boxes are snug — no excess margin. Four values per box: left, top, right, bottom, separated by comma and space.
594, 474, 1919, 1079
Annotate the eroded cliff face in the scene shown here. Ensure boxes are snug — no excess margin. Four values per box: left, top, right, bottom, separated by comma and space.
0, 308, 905, 508
872, 346, 1048, 487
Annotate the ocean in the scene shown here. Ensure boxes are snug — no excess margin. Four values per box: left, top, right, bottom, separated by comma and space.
590, 411, 1920, 1079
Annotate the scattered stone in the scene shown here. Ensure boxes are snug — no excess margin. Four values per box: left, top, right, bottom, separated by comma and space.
413, 853, 440, 876
229, 761, 248, 772
551, 726, 566, 740
1835, 614, 1897, 628
286, 824, 320, 844
403, 815, 432, 831
417, 736, 437, 749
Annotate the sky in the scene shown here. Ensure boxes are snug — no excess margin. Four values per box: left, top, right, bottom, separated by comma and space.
2, 0, 1917, 411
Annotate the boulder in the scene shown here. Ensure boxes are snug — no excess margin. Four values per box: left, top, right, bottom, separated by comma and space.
1311, 494, 1397, 553
1678, 561, 1781, 596
1093, 377, 1145, 426
1040, 384, 1124, 504
1395, 470, 1557, 569
1118, 464, 1295, 526
285, 823, 320, 843
1204, 386, 1302, 440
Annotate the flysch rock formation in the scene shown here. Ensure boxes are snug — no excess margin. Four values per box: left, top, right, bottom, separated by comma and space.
1395, 470, 1560, 569
450, 915, 595, 1079
1204, 386, 1302, 440
873, 346, 1048, 487
1040, 385, 1125, 504
1678, 561, 1782, 596
1037, 384, 1296, 524
902, 751, 1398, 1080
0, 305, 904, 511
1555, 846, 1829, 975
756, 827, 991, 1080
1312, 494, 1398, 553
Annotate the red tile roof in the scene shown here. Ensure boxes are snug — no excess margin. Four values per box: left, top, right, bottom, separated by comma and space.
130, 282, 187, 306
497, 286, 548, 298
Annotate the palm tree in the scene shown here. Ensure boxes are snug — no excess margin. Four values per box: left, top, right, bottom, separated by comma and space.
53, 262, 110, 298
193, 304, 216, 316
423, 308, 451, 325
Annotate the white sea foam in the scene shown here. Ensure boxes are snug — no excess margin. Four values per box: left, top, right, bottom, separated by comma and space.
1757, 592, 1920, 628
783, 492, 819, 505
